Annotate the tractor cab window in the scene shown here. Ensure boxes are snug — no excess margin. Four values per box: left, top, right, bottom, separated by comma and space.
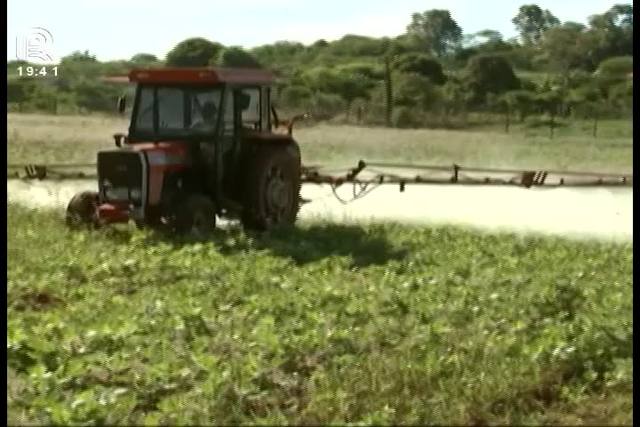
134, 87, 154, 132
221, 88, 262, 135
130, 85, 223, 139
239, 88, 260, 129
158, 88, 184, 130
191, 91, 221, 131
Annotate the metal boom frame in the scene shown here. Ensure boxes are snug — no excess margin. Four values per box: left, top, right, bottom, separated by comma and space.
8, 160, 633, 205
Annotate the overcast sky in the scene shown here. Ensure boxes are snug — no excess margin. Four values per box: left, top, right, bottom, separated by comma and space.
7, 0, 621, 63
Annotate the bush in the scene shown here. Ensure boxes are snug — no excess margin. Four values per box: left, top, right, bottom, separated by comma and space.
73, 80, 120, 112
595, 56, 633, 79
519, 79, 538, 92
603, 80, 633, 115
501, 45, 538, 70
325, 34, 389, 57
337, 63, 385, 80
393, 73, 442, 111
278, 85, 313, 110
392, 106, 421, 128
7, 78, 37, 104
309, 93, 347, 120
566, 70, 593, 89
502, 90, 537, 121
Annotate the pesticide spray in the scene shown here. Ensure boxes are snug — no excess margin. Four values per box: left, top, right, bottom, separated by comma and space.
8, 179, 632, 241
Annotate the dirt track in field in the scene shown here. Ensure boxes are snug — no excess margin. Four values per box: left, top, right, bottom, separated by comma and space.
7, 179, 633, 241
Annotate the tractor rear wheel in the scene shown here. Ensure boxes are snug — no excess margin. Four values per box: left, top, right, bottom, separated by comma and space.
174, 194, 216, 236
66, 191, 99, 228
242, 143, 301, 231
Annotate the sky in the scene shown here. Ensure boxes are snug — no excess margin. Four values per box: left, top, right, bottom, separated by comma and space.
7, 0, 622, 63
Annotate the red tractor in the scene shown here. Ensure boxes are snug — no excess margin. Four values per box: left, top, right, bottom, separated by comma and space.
66, 67, 305, 233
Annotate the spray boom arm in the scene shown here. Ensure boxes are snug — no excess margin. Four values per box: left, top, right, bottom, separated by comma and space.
8, 160, 632, 205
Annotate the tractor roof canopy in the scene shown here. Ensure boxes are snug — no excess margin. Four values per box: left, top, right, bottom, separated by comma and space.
127, 67, 275, 85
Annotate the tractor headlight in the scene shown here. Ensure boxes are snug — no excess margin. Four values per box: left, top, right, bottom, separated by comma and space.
105, 187, 141, 202
105, 187, 125, 200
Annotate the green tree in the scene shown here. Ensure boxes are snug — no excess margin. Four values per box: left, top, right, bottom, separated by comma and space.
594, 56, 632, 115
595, 56, 633, 79
387, 34, 415, 56
337, 63, 384, 81
73, 79, 120, 112
606, 79, 632, 115
407, 9, 463, 57
21, 83, 60, 113
394, 54, 446, 85
56, 51, 104, 93
441, 78, 473, 125
165, 38, 223, 67
303, 67, 374, 114
308, 92, 346, 120
213, 47, 262, 68
539, 23, 589, 73
312, 39, 329, 48
63, 50, 98, 62
325, 34, 389, 57
487, 93, 514, 132
7, 78, 37, 105
454, 33, 514, 66
392, 106, 421, 128
585, 4, 633, 64
278, 85, 313, 110
130, 53, 160, 65
502, 89, 537, 122
464, 54, 520, 106
251, 41, 305, 67
535, 85, 565, 138
512, 4, 560, 45
567, 83, 605, 136
393, 73, 442, 111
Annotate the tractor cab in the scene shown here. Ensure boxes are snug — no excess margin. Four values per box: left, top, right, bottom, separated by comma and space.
66, 67, 303, 233
121, 67, 274, 143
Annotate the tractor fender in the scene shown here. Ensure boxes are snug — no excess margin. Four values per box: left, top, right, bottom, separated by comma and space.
240, 134, 301, 161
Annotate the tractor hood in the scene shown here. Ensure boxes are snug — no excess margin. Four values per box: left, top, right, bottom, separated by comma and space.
129, 142, 192, 168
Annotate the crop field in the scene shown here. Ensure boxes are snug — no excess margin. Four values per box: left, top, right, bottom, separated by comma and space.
7, 204, 633, 425
6, 113, 633, 425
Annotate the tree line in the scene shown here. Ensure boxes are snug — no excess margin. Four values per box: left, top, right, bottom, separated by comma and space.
7, 3, 633, 134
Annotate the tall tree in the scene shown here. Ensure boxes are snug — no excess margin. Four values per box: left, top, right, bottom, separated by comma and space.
394, 53, 447, 85
464, 54, 521, 106
539, 23, 589, 73
213, 47, 262, 69
165, 38, 223, 67
587, 3, 633, 58
406, 10, 463, 57
130, 53, 160, 65
512, 4, 560, 45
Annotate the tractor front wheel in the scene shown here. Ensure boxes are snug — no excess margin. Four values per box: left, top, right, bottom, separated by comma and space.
174, 194, 217, 237
65, 191, 99, 228
242, 144, 301, 231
